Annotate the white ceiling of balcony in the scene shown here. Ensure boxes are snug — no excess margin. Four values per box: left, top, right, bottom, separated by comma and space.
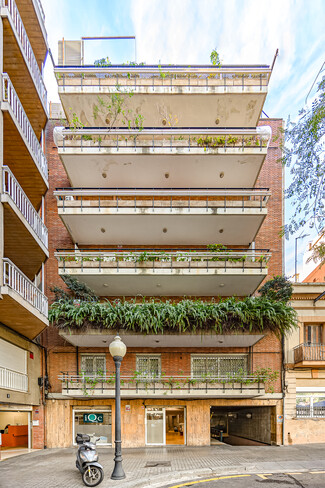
59, 270, 266, 297
59, 153, 266, 188
59, 212, 266, 246
59, 329, 264, 348
59, 92, 266, 128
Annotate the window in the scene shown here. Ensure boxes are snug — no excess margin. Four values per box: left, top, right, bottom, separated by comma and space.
296, 394, 325, 418
191, 355, 248, 378
80, 355, 106, 375
136, 355, 161, 378
304, 325, 322, 344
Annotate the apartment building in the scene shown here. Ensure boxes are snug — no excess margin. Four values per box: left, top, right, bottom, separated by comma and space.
43, 41, 284, 448
0, 0, 48, 450
284, 283, 325, 444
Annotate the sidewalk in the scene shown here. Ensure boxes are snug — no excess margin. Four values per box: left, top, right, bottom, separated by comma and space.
0, 444, 325, 488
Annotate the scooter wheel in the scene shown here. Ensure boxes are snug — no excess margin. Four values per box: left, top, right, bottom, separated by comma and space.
82, 466, 104, 486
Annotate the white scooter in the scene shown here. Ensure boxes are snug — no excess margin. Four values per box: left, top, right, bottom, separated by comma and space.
75, 433, 104, 486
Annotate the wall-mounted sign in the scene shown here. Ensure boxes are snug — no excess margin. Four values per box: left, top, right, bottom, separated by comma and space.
83, 413, 103, 424
33, 420, 39, 426
125, 405, 131, 411
277, 415, 283, 423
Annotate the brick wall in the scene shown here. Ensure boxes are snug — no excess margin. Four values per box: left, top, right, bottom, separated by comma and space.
43, 117, 283, 402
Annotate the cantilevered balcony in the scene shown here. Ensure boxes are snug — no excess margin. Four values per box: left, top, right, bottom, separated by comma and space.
294, 343, 325, 368
0, 258, 48, 339
1, 0, 47, 134
55, 65, 271, 128
1, 74, 48, 207
58, 371, 266, 399
16, 0, 48, 65
53, 127, 270, 187
2, 166, 48, 278
54, 188, 270, 246
55, 248, 270, 297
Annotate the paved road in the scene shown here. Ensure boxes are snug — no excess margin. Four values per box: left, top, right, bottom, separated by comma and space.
0, 444, 325, 488
164, 472, 325, 488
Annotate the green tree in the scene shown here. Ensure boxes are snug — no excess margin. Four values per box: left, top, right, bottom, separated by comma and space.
258, 276, 293, 303
284, 76, 325, 237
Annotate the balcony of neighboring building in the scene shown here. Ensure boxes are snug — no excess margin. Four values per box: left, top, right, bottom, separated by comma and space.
15, 0, 48, 65
55, 248, 270, 297
54, 64, 271, 128
293, 343, 325, 368
1, 0, 48, 134
54, 188, 269, 246
0, 258, 48, 339
1, 74, 48, 207
53, 127, 271, 188
2, 166, 48, 279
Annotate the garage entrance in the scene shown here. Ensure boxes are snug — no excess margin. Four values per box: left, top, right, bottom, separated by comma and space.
0, 411, 30, 449
210, 406, 275, 446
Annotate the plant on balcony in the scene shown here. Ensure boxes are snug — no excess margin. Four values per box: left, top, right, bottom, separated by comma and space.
50, 294, 297, 337
94, 57, 112, 67
258, 275, 293, 303
210, 49, 222, 67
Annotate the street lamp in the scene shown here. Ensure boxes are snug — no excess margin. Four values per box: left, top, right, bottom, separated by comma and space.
109, 335, 127, 480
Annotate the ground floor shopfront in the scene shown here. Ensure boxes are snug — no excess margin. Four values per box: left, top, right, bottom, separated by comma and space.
45, 397, 283, 448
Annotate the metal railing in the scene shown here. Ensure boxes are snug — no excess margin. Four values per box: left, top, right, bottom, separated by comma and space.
53, 127, 271, 152
32, 0, 45, 25
1, 74, 48, 182
58, 370, 266, 395
0, 366, 28, 392
1, 0, 47, 110
296, 405, 325, 418
54, 187, 270, 212
55, 248, 270, 273
3, 258, 48, 317
2, 166, 48, 247
54, 65, 271, 92
293, 343, 325, 363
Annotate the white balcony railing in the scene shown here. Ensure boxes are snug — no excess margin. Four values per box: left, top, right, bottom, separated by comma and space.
53, 127, 271, 152
3, 258, 48, 317
1, 0, 47, 110
32, 0, 45, 26
0, 366, 28, 392
1, 74, 48, 182
2, 166, 48, 247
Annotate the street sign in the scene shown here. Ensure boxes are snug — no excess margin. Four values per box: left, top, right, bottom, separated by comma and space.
83, 413, 103, 423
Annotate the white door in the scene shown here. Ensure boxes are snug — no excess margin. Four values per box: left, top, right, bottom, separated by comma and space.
145, 408, 165, 445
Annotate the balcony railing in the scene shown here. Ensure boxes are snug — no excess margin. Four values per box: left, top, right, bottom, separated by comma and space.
296, 405, 325, 418
294, 343, 325, 363
1, 0, 47, 110
55, 248, 270, 273
54, 187, 270, 212
32, 0, 45, 26
0, 366, 28, 392
58, 371, 266, 397
54, 65, 271, 92
1, 74, 48, 182
2, 166, 48, 247
53, 127, 271, 152
3, 258, 48, 317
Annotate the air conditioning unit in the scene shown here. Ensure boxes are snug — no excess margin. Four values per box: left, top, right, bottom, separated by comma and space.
65, 196, 74, 201
58, 40, 84, 66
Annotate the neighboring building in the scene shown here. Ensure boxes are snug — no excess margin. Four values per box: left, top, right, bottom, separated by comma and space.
0, 0, 48, 449
301, 232, 325, 283
284, 283, 325, 444
43, 41, 284, 448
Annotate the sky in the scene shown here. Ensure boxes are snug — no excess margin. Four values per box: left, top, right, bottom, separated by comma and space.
41, 0, 325, 279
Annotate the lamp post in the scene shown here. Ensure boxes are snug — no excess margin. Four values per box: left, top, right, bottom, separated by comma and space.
109, 335, 127, 480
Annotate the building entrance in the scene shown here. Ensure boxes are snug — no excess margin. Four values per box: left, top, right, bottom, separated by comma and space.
0, 411, 29, 449
210, 406, 274, 446
145, 407, 185, 446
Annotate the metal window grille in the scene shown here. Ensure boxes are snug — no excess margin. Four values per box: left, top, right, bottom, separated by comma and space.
81, 356, 106, 375
136, 356, 161, 378
192, 355, 248, 378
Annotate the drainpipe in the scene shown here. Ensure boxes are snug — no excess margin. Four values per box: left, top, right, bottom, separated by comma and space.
281, 335, 286, 446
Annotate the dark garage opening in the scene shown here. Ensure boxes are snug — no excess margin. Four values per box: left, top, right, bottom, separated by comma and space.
210, 406, 275, 446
